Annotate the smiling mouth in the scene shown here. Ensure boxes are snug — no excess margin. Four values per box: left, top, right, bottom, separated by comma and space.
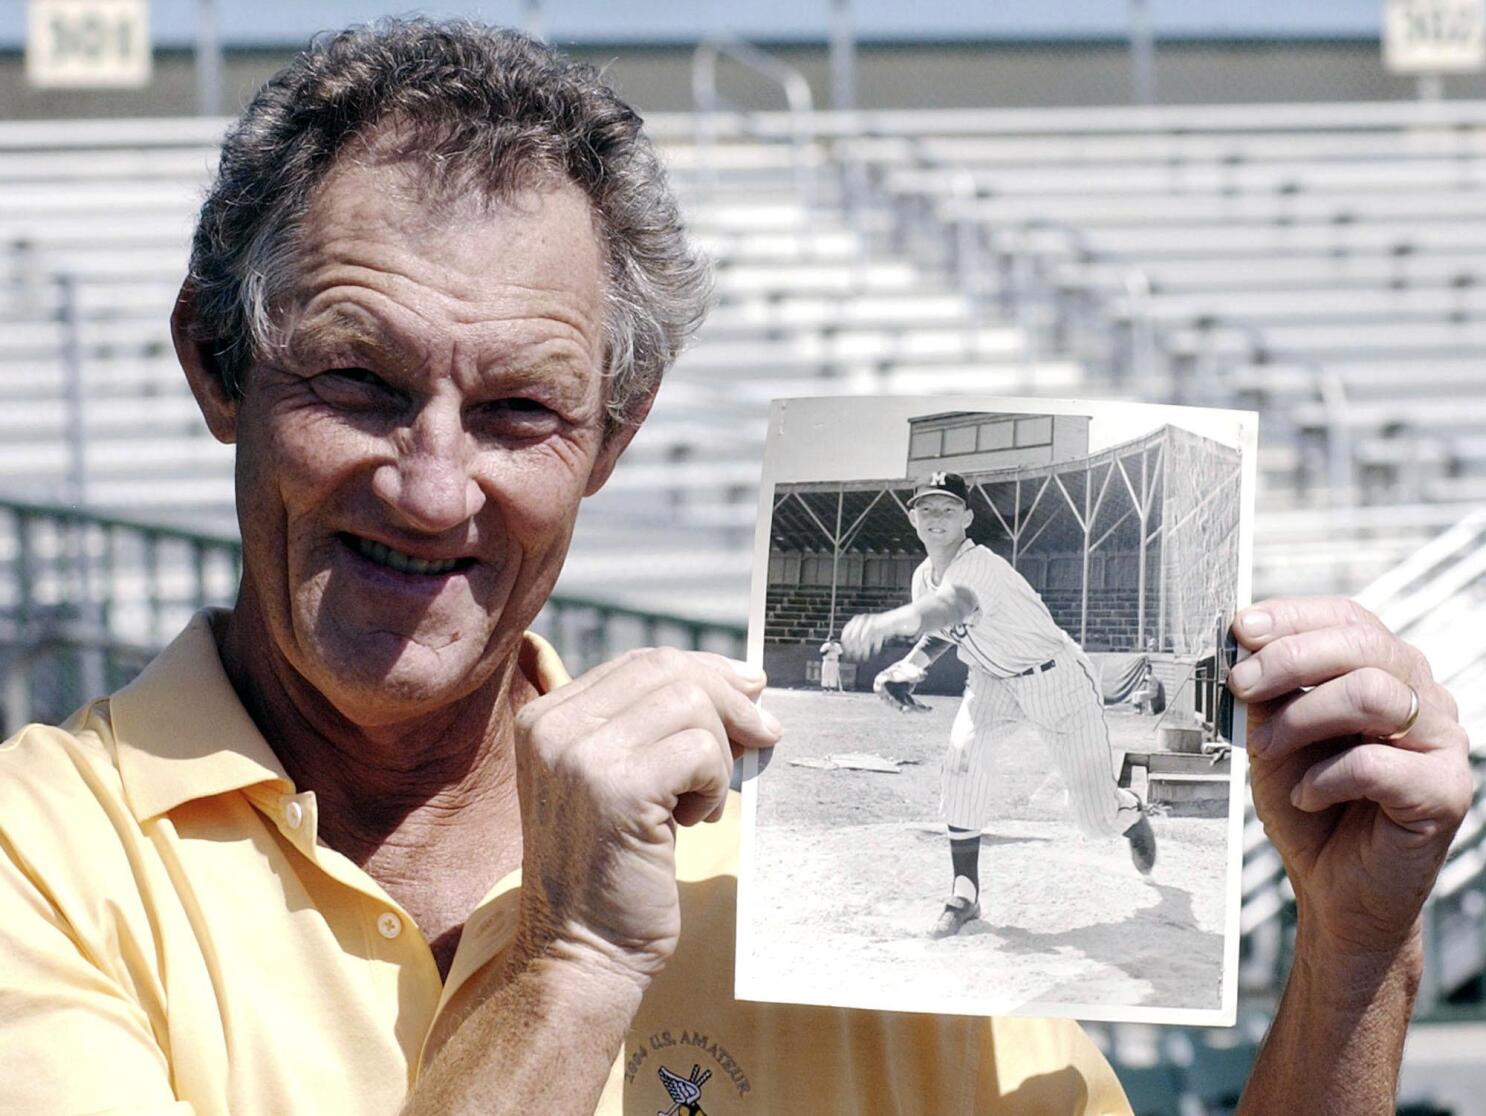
342, 534, 474, 576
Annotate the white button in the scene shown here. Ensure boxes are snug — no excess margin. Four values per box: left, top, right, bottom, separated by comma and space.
283, 800, 304, 829
377, 913, 402, 940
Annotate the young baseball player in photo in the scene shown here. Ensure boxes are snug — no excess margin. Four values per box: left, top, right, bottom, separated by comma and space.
842, 472, 1156, 938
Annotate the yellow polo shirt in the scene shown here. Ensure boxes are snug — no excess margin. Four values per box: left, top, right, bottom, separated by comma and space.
0, 612, 1132, 1115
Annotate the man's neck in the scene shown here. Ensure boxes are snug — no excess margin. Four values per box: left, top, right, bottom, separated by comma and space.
927, 536, 968, 581
211, 601, 527, 874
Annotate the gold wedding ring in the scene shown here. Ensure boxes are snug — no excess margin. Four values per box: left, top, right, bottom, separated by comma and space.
1384, 684, 1421, 741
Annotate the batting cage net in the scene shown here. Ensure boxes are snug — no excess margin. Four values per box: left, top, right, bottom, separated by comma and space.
1159, 426, 1243, 658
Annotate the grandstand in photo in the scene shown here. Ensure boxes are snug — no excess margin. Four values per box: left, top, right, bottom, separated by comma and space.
1, 1, 1484, 1111
764, 414, 1240, 691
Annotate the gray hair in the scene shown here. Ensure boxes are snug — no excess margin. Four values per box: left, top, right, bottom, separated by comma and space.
186, 18, 711, 431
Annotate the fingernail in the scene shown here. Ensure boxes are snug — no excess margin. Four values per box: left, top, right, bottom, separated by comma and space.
1290, 782, 1306, 809
759, 706, 782, 736
1229, 657, 1260, 692
728, 659, 766, 682
1238, 609, 1272, 638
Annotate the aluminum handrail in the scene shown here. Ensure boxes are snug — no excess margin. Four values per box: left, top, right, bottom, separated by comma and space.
993, 215, 1159, 393
1306, 358, 1355, 506
692, 36, 816, 211
642, 98, 1486, 142
1356, 508, 1486, 614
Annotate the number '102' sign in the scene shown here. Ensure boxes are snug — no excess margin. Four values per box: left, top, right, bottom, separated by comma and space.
26, 0, 152, 89
1385, 0, 1486, 73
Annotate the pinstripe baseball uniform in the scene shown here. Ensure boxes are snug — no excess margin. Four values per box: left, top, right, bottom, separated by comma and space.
912, 539, 1142, 838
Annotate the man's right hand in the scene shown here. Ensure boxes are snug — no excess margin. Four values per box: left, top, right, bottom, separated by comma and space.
842, 611, 914, 659
409, 649, 778, 1115
510, 648, 780, 991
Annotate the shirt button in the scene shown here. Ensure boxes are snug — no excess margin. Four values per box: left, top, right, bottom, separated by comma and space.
377, 912, 403, 940
283, 800, 304, 829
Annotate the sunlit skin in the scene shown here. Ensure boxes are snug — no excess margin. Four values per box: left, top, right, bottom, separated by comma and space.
174, 153, 641, 968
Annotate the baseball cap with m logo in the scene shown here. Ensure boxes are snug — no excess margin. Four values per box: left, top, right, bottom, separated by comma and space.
909, 472, 970, 507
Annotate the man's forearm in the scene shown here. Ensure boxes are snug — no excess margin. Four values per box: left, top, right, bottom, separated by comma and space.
407, 946, 644, 1116
1238, 920, 1422, 1115
904, 634, 955, 672
880, 587, 976, 645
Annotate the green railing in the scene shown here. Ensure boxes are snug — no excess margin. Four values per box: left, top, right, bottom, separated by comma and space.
0, 495, 746, 731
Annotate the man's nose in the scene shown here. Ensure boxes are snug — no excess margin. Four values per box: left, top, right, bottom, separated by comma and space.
371, 402, 484, 533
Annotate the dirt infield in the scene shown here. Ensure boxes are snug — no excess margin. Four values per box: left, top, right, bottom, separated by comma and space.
741, 686, 1232, 1019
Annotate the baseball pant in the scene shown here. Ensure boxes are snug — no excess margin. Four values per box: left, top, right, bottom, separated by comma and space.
941, 642, 1141, 838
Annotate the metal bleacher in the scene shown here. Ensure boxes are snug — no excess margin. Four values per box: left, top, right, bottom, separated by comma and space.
2, 93, 1486, 1105
864, 103, 1486, 523
14, 104, 1483, 613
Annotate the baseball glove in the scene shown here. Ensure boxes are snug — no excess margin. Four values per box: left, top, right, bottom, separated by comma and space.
873, 661, 932, 713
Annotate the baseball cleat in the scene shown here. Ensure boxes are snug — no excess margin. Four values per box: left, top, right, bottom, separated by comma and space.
930, 895, 981, 938
1124, 812, 1157, 875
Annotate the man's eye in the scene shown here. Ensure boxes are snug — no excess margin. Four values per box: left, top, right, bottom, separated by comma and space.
309, 369, 400, 407
501, 398, 548, 413
478, 398, 560, 433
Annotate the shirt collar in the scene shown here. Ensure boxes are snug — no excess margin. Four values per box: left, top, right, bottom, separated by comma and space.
111, 610, 570, 824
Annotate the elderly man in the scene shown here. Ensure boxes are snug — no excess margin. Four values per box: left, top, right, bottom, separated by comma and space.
0, 20, 1472, 1116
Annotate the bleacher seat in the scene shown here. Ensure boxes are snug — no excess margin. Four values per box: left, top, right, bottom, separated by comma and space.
1, 96, 1485, 1095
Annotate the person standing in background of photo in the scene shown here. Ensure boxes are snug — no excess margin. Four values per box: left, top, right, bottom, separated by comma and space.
819, 636, 845, 692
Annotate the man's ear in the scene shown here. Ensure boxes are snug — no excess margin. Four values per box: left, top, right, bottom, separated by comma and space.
962, 507, 974, 530
171, 281, 240, 445
583, 385, 657, 497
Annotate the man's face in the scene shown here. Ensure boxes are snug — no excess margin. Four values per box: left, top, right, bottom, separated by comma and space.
909, 494, 971, 549
224, 159, 621, 725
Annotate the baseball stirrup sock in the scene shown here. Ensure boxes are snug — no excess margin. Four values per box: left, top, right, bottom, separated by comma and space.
949, 828, 980, 900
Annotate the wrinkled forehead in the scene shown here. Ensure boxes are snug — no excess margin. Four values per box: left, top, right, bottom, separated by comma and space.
306, 130, 598, 248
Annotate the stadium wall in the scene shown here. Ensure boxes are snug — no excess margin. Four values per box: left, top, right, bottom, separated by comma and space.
3, 38, 1483, 119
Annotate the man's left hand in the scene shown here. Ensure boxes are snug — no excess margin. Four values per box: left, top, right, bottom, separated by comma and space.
1229, 597, 1474, 955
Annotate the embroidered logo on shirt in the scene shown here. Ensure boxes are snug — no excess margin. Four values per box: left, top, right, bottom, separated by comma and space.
626, 1027, 751, 1109
656, 1063, 710, 1115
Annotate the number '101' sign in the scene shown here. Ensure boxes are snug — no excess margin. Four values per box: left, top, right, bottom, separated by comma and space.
26, 0, 152, 89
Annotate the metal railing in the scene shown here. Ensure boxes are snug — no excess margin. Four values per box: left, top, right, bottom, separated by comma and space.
0, 496, 746, 731
880, 177, 1165, 394
692, 35, 816, 211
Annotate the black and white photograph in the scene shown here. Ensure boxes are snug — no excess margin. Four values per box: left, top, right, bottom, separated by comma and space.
738, 395, 1256, 1026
